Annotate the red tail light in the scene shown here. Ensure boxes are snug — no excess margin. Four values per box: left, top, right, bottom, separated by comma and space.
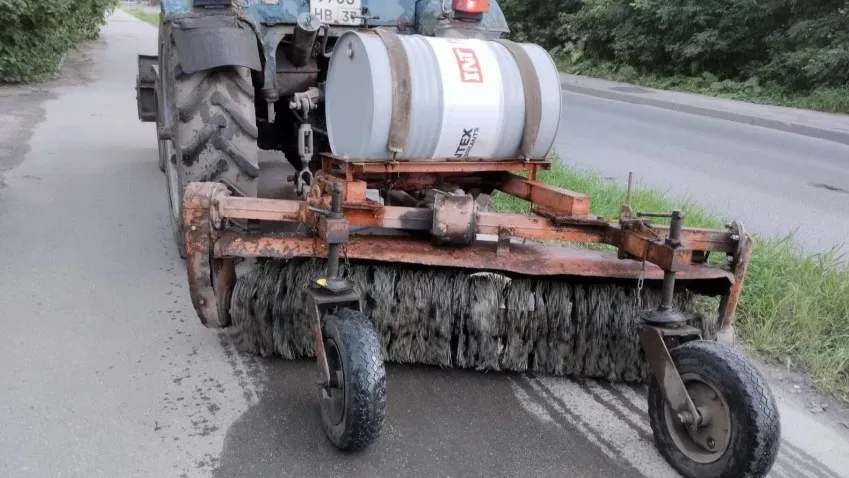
452, 0, 490, 13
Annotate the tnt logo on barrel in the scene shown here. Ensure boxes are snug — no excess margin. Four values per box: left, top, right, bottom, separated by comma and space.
452, 47, 484, 83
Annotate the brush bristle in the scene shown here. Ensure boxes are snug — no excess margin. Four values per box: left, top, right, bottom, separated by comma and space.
228, 258, 718, 382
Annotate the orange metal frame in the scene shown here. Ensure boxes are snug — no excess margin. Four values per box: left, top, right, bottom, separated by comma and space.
182, 155, 752, 331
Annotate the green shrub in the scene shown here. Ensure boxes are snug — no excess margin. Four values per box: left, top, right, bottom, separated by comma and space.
502, 0, 849, 93
498, 0, 580, 50
0, 0, 119, 84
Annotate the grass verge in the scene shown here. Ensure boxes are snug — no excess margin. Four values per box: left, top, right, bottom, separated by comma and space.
559, 59, 849, 115
121, 5, 160, 26
494, 159, 849, 400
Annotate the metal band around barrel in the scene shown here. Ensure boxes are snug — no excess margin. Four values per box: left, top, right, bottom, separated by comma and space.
374, 28, 412, 157
494, 39, 542, 160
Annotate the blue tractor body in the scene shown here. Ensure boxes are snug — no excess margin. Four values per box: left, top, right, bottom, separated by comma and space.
135, 0, 511, 256
159, 0, 509, 34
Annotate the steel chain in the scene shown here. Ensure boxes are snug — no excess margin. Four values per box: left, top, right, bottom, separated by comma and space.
633, 259, 646, 314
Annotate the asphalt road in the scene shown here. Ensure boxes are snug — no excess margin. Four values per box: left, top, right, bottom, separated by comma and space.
1, 10, 848, 478
553, 92, 849, 255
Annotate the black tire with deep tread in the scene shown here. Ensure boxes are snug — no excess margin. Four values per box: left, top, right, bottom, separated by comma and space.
647, 340, 781, 478
159, 25, 259, 256
319, 308, 387, 452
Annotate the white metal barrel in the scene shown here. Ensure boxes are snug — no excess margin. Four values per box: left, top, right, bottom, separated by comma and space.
324, 30, 562, 161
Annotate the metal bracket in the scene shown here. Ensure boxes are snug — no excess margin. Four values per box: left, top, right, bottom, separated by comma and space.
183, 182, 232, 328
431, 191, 477, 245
640, 325, 702, 431
304, 282, 362, 388
304, 182, 363, 387
135, 54, 158, 123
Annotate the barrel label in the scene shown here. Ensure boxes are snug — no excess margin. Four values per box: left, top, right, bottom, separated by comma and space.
454, 127, 480, 158
427, 37, 504, 159
453, 48, 484, 83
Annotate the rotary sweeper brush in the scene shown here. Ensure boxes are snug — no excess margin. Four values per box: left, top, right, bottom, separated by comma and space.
136, 0, 780, 476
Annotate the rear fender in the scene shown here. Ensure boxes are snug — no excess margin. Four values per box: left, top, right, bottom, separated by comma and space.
169, 14, 262, 75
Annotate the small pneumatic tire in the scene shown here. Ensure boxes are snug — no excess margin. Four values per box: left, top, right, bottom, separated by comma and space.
319, 308, 387, 452
647, 340, 781, 478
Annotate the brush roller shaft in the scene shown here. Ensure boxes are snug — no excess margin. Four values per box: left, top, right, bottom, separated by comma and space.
324, 30, 562, 161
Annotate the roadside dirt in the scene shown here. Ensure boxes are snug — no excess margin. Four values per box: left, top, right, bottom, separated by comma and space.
749, 346, 849, 438
0, 39, 103, 184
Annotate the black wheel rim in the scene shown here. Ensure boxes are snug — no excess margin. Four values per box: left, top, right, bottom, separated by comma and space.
322, 338, 345, 426
663, 372, 732, 463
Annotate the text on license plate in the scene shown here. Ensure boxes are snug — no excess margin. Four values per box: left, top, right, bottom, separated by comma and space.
310, 0, 363, 26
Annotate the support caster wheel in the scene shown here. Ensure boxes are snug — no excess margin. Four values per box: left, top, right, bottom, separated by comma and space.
647, 340, 781, 478
319, 308, 387, 452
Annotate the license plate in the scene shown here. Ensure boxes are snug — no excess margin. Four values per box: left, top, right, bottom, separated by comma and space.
310, 0, 363, 26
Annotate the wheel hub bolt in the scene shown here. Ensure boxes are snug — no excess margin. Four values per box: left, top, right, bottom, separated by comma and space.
677, 411, 692, 424
707, 437, 715, 449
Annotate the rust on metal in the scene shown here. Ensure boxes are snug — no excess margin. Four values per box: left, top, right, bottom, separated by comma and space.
183, 144, 753, 333
640, 325, 702, 428
217, 195, 304, 223
315, 171, 368, 204
304, 285, 363, 386
183, 182, 230, 329
322, 154, 550, 175
350, 159, 550, 175
618, 229, 693, 272
476, 212, 609, 244
304, 290, 331, 386
210, 195, 742, 255
497, 172, 591, 217
496, 228, 512, 257
431, 192, 477, 245
720, 228, 753, 327
215, 258, 236, 326
318, 216, 349, 244
214, 234, 734, 289
343, 205, 432, 230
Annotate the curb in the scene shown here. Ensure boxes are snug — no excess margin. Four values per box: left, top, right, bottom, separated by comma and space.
560, 81, 849, 146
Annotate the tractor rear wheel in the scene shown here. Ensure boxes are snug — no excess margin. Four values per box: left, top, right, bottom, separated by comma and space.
159, 27, 260, 258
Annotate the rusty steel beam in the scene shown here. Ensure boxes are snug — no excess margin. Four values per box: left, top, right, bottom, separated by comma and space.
618, 230, 693, 272
322, 154, 551, 175
213, 233, 735, 289
497, 173, 591, 217
350, 160, 551, 175
217, 196, 303, 223
208, 194, 740, 255
476, 212, 609, 244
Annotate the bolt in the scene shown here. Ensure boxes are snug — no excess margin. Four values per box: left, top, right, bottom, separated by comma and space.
731, 234, 740, 241
191, 225, 197, 231
198, 298, 205, 306
677, 411, 693, 424
707, 437, 715, 449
